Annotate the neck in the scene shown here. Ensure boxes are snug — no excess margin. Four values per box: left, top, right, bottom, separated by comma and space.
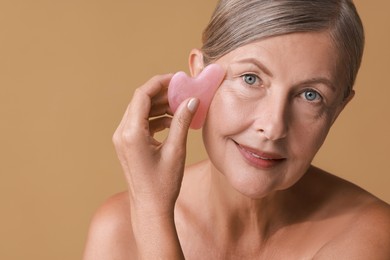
204, 161, 295, 246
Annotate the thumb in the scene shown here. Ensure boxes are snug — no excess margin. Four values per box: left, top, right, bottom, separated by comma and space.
165, 98, 199, 151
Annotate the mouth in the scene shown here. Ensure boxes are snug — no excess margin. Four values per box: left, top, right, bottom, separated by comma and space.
249, 152, 274, 160
233, 140, 286, 169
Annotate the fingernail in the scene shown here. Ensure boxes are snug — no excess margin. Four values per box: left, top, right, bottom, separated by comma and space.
187, 98, 199, 113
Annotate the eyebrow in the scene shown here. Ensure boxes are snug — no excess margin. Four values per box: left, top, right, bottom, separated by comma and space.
235, 57, 336, 92
298, 77, 337, 92
234, 57, 274, 78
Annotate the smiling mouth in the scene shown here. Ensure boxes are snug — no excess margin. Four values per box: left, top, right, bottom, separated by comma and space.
233, 141, 286, 168
249, 152, 273, 160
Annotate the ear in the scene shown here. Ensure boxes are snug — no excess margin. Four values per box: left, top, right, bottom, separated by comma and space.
331, 89, 355, 125
189, 49, 205, 77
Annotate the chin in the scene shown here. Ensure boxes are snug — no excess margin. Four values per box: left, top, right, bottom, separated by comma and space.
223, 161, 309, 200
225, 171, 281, 199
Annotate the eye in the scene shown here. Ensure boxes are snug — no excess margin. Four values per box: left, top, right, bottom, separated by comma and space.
241, 74, 260, 86
302, 89, 322, 102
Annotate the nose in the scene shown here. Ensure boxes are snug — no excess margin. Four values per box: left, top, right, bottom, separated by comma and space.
253, 94, 288, 141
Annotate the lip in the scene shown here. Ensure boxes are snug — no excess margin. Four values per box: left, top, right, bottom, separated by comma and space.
234, 141, 286, 169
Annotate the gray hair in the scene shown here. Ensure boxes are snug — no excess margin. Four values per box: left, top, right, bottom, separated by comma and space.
201, 0, 365, 99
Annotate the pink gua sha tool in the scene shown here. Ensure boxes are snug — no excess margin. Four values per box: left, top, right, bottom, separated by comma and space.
168, 64, 225, 129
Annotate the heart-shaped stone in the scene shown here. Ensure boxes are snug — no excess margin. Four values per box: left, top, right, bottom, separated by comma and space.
168, 64, 225, 129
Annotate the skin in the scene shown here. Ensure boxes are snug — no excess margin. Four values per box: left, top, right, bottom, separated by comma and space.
83, 32, 390, 259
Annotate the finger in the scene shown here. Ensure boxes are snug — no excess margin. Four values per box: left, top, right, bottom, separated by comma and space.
164, 98, 199, 155
149, 116, 172, 136
128, 74, 172, 125
113, 74, 173, 147
150, 86, 168, 107
149, 87, 173, 117
149, 103, 172, 118
127, 74, 173, 130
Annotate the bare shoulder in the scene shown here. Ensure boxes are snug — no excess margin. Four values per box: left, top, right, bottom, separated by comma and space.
315, 199, 390, 259
83, 162, 209, 260
311, 168, 390, 259
83, 191, 136, 260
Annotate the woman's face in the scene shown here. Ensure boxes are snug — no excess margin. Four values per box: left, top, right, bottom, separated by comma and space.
202, 31, 351, 198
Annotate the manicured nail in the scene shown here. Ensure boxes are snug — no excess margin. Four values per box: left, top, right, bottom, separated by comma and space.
187, 98, 199, 113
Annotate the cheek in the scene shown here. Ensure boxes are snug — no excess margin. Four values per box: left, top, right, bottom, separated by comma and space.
288, 113, 333, 162
202, 86, 247, 161
205, 83, 257, 131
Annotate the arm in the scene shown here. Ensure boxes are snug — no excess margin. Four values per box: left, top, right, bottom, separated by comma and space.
111, 74, 199, 259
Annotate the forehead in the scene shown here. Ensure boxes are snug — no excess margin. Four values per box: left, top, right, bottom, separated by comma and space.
217, 31, 341, 86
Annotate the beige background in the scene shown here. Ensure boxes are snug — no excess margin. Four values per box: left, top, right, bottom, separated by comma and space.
0, 0, 389, 259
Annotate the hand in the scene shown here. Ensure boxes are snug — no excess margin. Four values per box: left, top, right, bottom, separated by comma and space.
113, 73, 199, 217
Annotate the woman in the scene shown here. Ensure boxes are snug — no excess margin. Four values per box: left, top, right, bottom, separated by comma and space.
84, 0, 390, 259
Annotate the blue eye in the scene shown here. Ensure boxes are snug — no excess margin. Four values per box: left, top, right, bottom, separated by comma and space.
242, 74, 258, 85
303, 90, 321, 102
